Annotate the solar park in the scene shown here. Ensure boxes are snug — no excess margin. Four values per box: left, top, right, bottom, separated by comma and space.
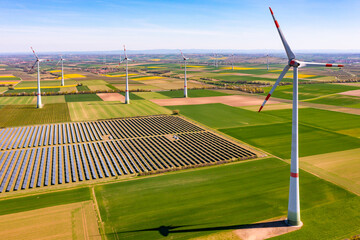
0, 115, 256, 193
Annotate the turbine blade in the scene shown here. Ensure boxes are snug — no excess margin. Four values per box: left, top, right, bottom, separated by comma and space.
298, 61, 344, 68
30, 47, 39, 59
56, 60, 61, 66
258, 64, 290, 112
269, 7, 295, 60
180, 50, 186, 60
123, 45, 128, 59
29, 60, 38, 72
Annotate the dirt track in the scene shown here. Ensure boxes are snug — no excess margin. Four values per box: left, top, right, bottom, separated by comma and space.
150, 95, 281, 107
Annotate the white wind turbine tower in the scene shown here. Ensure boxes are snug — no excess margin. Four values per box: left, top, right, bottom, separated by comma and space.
30, 47, 49, 109
231, 54, 235, 70
122, 45, 132, 104
266, 53, 269, 71
180, 50, 189, 98
57, 56, 65, 86
258, 7, 344, 226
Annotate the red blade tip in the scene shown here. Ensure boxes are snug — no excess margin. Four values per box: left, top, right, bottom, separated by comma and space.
269, 7, 274, 15
258, 106, 264, 112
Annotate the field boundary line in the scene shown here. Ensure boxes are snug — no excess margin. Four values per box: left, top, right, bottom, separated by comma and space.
91, 186, 106, 239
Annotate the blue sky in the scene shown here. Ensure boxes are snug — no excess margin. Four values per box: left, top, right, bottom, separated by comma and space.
0, 0, 359, 52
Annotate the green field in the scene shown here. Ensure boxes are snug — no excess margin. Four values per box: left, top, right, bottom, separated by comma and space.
77, 80, 108, 86
41, 95, 66, 104
159, 89, 229, 98
15, 80, 76, 88
0, 76, 21, 80
265, 108, 360, 133
76, 85, 90, 91
64, 93, 103, 102
0, 188, 90, 216
0, 103, 71, 127
0, 96, 35, 105
166, 103, 285, 129
95, 158, 358, 240
68, 100, 172, 121
119, 92, 145, 100
261, 83, 359, 101
213, 74, 294, 83
133, 91, 171, 100
220, 122, 360, 159
6, 88, 61, 93
305, 94, 360, 107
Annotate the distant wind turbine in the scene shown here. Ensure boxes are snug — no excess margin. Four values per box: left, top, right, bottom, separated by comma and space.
180, 50, 189, 98
258, 7, 344, 226
266, 53, 269, 71
122, 45, 133, 104
30, 47, 50, 109
57, 56, 65, 86
231, 54, 235, 70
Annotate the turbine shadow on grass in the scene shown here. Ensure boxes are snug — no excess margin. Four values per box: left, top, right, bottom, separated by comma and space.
116, 220, 288, 237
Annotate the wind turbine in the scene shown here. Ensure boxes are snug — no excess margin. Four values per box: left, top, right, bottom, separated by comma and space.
180, 50, 189, 98
266, 53, 269, 71
258, 7, 344, 226
122, 45, 132, 104
30, 47, 49, 109
231, 54, 235, 70
57, 56, 65, 86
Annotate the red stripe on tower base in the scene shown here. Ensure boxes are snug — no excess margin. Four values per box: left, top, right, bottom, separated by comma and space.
290, 172, 299, 178
338, 65, 344, 67
126, 90, 129, 92
265, 93, 271, 101
326, 64, 333, 67
275, 20, 279, 28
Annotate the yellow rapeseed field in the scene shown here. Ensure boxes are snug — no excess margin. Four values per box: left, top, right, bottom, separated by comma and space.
220, 67, 259, 70
105, 73, 138, 77
285, 73, 316, 78
49, 70, 61, 73
186, 65, 205, 68
210, 57, 228, 60
56, 74, 86, 79
149, 59, 161, 61
132, 76, 165, 81
0, 81, 19, 84
147, 66, 165, 69
0, 75, 16, 78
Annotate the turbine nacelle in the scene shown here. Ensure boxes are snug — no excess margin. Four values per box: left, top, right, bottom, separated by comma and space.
288, 59, 300, 67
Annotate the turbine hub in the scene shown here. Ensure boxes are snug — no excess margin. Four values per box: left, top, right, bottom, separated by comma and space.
288, 59, 300, 67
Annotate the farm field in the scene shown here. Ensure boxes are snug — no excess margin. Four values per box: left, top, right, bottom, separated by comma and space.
68, 100, 171, 121
64, 93, 103, 102
220, 122, 360, 159
0, 96, 35, 105
6, 88, 61, 94
15, 80, 77, 88
0, 201, 100, 240
299, 148, 360, 195
95, 158, 359, 240
261, 83, 360, 101
159, 89, 229, 98
166, 103, 286, 129
132, 91, 171, 100
305, 94, 360, 107
41, 95, 66, 104
0, 103, 71, 127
